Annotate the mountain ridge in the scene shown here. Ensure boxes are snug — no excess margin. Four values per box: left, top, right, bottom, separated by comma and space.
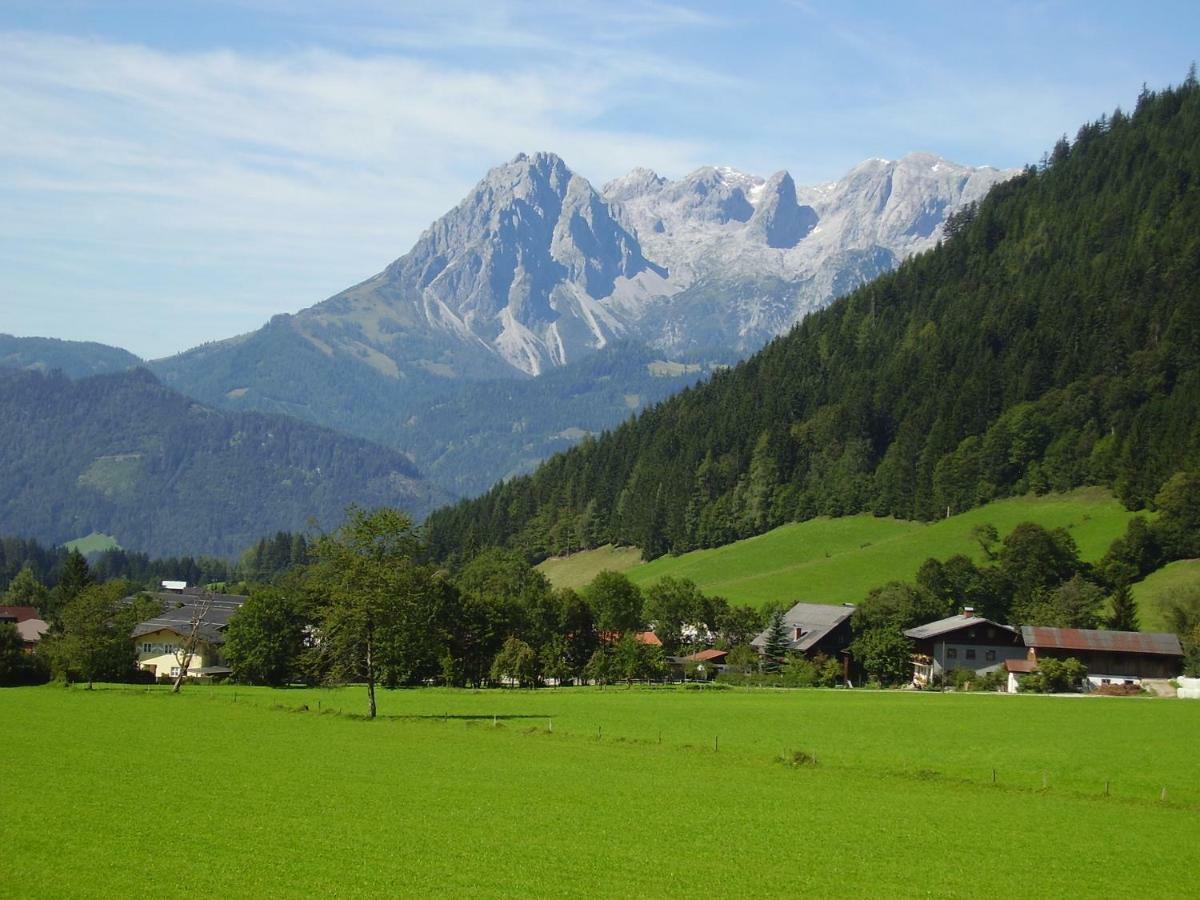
0, 366, 444, 557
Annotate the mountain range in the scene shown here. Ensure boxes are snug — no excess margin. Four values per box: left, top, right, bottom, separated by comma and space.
1, 148, 1013, 549
146, 151, 1010, 494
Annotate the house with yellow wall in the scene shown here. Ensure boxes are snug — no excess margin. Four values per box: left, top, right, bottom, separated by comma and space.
131, 589, 246, 681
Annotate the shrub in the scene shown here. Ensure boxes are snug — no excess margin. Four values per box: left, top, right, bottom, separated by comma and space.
1023, 657, 1087, 693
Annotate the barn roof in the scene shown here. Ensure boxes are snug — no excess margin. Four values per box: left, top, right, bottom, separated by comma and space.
1020, 627, 1183, 656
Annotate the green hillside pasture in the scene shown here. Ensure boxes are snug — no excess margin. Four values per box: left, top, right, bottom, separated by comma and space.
616, 488, 1136, 606
1131, 559, 1200, 632
63, 531, 122, 555
536, 543, 643, 588
3, 685, 1196, 897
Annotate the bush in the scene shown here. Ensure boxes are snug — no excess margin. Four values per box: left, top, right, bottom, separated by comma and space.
1023, 656, 1087, 693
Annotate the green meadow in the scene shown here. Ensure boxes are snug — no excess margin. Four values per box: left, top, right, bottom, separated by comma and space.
1131, 559, 1200, 632
62, 531, 121, 555
539, 488, 1138, 606
3, 684, 1198, 897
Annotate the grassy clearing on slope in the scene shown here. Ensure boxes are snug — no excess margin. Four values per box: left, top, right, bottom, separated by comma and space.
3, 684, 1196, 898
1131, 559, 1200, 632
62, 532, 121, 555
537, 543, 643, 589
541, 489, 1136, 606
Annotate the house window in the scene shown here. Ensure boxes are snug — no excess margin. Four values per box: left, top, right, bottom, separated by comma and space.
142, 643, 152, 653
965, 649, 976, 661
947, 647, 958, 659
170, 667, 181, 677
985, 650, 996, 662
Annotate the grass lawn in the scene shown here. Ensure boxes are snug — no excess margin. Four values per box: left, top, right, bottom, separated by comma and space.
3, 684, 1198, 897
540, 488, 1138, 606
1131, 559, 1200, 632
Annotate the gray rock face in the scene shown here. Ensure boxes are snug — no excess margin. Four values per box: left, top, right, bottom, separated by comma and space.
165, 150, 1015, 381
746, 172, 818, 249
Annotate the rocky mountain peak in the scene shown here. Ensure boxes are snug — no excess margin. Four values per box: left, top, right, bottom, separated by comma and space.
745, 171, 818, 249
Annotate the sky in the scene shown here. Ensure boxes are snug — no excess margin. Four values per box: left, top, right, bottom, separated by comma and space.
2, 1, 1197, 359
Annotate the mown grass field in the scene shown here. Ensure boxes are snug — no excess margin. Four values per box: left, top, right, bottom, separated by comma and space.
4, 684, 1198, 897
539, 489, 1138, 607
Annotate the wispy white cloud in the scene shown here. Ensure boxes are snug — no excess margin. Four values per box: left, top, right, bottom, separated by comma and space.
0, 19, 720, 356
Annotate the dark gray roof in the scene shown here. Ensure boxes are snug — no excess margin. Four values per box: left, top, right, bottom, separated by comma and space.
904, 614, 1017, 640
1021, 626, 1183, 656
130, 592, 247, 645
752, 602, 855, 652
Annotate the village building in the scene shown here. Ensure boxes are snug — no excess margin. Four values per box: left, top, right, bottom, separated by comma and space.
670, 647, 728, 680
751, 602, 855, 659
905, 609, 1025, 686
131, 589, 246, 681
1019, 626, 1183, 687
0, 605, 49, 650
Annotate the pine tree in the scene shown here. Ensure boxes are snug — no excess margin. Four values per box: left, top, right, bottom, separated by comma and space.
762, 611, 790, 673
1108, 583, 1140, 632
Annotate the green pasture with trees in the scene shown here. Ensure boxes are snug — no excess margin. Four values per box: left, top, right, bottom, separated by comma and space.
2, 684, 1197, 897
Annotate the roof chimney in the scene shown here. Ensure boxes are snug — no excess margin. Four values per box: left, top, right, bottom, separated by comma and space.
962, 606, 975, 618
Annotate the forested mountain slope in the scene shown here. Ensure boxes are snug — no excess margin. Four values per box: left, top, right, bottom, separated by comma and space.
427, 78, 1200, 563
0, 334, 142, 378
0, 368, 441, 557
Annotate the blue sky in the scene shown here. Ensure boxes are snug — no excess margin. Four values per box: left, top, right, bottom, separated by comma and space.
2, 0, 1197, 358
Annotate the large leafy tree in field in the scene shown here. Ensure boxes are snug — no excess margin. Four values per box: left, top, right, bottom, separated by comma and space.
305, 507, 455, 717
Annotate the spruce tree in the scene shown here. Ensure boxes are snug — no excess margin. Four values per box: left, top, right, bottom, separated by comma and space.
1108, 583, 1141, 632
762, 611, 790, 673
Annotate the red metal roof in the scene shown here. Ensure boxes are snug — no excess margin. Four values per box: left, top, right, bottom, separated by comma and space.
1020, 627, 1183, 656
1004, 658, 1038, 673
684, 648, 728, 662
0, 605, 41, 623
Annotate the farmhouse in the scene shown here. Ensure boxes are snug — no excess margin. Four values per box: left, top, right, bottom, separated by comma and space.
131, 589, 246, 680
751, 602, 855, 659
0, 605, 48, 650
905, 610, 1025, 685
673, 647, 728, 680
1019, 626, 1183, 686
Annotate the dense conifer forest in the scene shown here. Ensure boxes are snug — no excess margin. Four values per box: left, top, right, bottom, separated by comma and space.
427, 76, 1200, 563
